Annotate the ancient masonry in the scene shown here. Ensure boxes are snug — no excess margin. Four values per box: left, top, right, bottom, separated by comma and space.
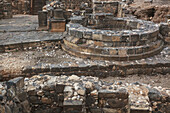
0, 75, 169, 113
0, 0, 169, 113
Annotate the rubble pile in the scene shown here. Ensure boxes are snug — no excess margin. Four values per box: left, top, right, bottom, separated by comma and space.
0, 74, 169, 113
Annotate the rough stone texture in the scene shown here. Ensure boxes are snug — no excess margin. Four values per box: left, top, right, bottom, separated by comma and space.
130, 5, 170, 23
0, 15, 38, 32
0, 75, 169, 113
63, 15, 163, 61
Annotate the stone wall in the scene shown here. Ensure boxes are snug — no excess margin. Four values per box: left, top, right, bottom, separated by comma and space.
12, 0, 30, 14
0, 0, 13, 19
93, 1, 119, 16
64, 16, 163, 61
0, 38, 62, 53
0, 75, 169, 113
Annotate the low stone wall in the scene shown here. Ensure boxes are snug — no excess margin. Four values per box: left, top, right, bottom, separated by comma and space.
0, 75, 169, 113
0, 60, 169, 81
93, 1, 119, 16
0, 38, 62, 53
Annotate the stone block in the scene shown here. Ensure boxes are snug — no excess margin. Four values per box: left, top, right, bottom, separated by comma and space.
63, 100, 84, 112
89, 108, 102, 113
83, 31, 92, 39
56, 84, 65, 93
63, 100, 83, 106
29, 96, 41, 104
130, 109, 150, 113
102, 35, 112, 42
148, 88, 162, 101
18, 92, 27, 102
53, 9, 64, 20
21, 100, 31, 113
130, 34, 139, 42
112, 35, 121, 41
107, 98, 128, 108
38, 11, 48, 30
109, 49, 118, 55
50, 19, 66, 32
102, 108, 120, 113
160, 23, 169, 36
7, 77, 24, 91
94, 41, 104, 47
118, 49, 127, 57
92, 33, 102, 40
98, 89, 128, 99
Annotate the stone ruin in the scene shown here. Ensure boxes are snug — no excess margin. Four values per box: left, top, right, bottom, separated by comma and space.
0, 0, 169, 113
39, 0, 165, 61
0, 75, 169, 113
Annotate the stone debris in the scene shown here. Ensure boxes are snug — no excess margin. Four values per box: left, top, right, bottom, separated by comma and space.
0, 75, 169, 113
0, 0, 169, 113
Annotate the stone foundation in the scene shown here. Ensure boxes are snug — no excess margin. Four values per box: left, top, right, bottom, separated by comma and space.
63, 15, 163, 61
0, 75, 169, 113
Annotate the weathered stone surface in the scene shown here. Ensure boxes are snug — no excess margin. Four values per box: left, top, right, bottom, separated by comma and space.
148, 88, 162, 101
107, 98, 128, 108
7, 77, 24, 89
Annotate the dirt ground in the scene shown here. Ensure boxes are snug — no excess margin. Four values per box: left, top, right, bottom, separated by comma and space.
102, 74, 170, 88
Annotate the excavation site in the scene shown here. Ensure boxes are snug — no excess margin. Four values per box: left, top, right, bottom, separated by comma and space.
0, 0, 170, 113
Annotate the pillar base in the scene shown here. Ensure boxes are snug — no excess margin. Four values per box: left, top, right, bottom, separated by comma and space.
50, 19, 66, 32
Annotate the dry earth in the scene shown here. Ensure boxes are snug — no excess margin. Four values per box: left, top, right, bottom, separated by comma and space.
128, 0, 170, 23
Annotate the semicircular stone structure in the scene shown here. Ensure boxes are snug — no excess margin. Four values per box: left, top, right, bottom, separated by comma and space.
62, 15, 164, 61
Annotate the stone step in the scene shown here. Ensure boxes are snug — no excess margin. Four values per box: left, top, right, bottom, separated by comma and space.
64, 39, 163, 56
62, 41, 164, 61
65, 36, 158, 47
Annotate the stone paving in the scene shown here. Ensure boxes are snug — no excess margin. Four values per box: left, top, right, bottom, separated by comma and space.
0, 15, 38, 32
0, 31, 63, 45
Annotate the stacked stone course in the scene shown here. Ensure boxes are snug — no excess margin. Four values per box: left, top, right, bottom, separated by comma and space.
63, 15, 163, 61
0, 75, 169, 113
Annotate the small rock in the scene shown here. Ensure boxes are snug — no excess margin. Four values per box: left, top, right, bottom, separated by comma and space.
68, 75, 80, 81
41, 97, 52, 104
72, 96, 77, 100
77, 89, 85, 96
37, 90, 43, 96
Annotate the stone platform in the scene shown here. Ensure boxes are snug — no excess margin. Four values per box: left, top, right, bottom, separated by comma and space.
0, 15, 169, 81
0, 15, 38, 32
63, 16, 164, 61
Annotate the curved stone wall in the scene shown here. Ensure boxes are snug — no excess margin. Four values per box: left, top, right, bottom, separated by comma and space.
63, 16, 164, 61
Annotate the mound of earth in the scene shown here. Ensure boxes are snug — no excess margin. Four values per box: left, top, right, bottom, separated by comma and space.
127, 4, 170, 23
